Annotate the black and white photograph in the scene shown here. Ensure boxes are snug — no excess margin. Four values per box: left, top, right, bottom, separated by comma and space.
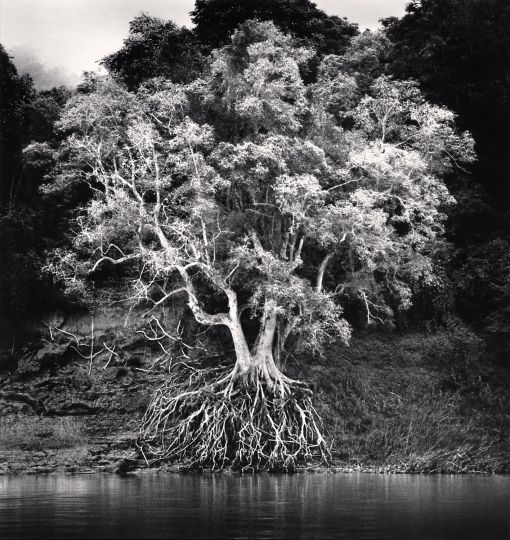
0, 0, 509, 538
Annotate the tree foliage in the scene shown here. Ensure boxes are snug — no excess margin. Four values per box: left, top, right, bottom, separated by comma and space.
0, 45, 71, 339
102, 14, 207, 90
383, 0, 510, 206
0, 44, 35, 206
102, 1, 359, 90
383, 0, 510, 356
191, 0, 358, 54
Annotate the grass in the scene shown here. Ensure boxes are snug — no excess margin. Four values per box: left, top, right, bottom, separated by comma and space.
293, 329, 510, 473
0, 416, 85, 450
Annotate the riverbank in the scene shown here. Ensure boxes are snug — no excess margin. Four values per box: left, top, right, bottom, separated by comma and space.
296, 328, 509, 474
1, 318, 508, 475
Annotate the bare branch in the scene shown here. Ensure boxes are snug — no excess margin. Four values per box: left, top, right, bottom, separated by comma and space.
89, 253, 141, 274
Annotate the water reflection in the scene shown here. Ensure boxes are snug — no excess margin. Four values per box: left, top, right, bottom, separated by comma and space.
0, 473, 509, 539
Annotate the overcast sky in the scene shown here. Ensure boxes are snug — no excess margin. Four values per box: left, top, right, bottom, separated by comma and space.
0, 0, 408, 88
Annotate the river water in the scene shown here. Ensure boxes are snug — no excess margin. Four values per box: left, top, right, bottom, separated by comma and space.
0, 473, 509, 539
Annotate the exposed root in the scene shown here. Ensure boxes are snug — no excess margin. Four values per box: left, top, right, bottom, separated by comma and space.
138, 362, 331, 471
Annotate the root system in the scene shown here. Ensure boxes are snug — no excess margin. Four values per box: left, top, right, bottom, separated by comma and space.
138, 361, 331, 471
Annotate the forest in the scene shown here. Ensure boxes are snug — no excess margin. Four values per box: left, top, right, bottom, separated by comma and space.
0, 0, 509, 474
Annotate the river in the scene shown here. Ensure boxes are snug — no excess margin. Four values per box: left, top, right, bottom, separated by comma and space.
0, 473, 509, 539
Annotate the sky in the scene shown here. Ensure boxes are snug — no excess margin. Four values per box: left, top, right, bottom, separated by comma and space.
0, 0, 408, 89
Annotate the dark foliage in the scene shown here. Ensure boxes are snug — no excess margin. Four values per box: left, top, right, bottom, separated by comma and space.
0, 45, 35, 206
102, 14, 207, 90
0, 46, 71, 341
451, 234, 510, 360
0, 211, 52, 326
382, 0, 510, 358
192, 0, 358, 54
383, 0, 510, 207
102, 2, 359, 89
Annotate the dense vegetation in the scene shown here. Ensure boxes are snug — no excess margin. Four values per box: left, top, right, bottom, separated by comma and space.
383, 0, 510, 359
1, 0, 508, 472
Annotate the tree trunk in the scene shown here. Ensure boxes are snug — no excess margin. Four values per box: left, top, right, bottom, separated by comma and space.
141, 295, 329, 470
227, 298, 288, 395
228, 317, 252, 373
274, 318, 296, 368
316, 252, 333, 292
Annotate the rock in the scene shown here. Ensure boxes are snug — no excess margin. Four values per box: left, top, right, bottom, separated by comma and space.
17, 354, 40, 375
0, 307, 168, 475
61, 402, 98, 415
114, 457, 139, 474
35, 341, 69, 366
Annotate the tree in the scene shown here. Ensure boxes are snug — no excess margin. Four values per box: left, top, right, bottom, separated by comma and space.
383, 0, 510, 355
192, 0, 358, 54
322, 30, 393, 94
46, 22, 473, 470
102, 2, 359, 90
383, 0, 510, 207
0, 47, 70, 341
0, 44, 35, 206
102, 14, 207, 90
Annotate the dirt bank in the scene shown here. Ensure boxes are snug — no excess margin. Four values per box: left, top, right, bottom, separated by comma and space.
1, 310, 508, 475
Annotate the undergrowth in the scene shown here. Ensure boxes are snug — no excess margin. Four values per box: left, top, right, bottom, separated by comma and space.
295, 330, 510, 473
0, 416, 85, 450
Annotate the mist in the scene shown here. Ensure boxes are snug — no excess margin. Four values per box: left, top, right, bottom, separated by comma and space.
8, 46, 79, 90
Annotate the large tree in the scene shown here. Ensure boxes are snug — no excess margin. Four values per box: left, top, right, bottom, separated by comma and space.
47, 22, 473, 470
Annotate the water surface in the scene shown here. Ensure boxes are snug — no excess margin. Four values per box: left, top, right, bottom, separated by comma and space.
0, 473, 509, 539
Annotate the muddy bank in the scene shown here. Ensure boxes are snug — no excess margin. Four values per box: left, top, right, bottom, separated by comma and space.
0, 308, 159, 475
1, 310, 509, 475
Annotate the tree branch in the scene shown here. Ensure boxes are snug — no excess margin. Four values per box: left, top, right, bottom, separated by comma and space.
175, 265, 229, 327
316, 252, 334, 292
89, 253, 141, 274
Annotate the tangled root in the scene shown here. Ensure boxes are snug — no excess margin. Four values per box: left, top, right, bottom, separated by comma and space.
138, 362, 331, 471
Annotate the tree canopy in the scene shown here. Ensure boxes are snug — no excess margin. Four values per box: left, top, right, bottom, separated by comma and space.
102, 14, 207, 90
102, 1, 359, 90
382, 0, 510, 357
191, 0, 358, 53
0, 45, 35, 206
384, 0, 510, 206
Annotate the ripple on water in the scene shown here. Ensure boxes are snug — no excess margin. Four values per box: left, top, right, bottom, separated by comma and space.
0, 473, 509, 539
